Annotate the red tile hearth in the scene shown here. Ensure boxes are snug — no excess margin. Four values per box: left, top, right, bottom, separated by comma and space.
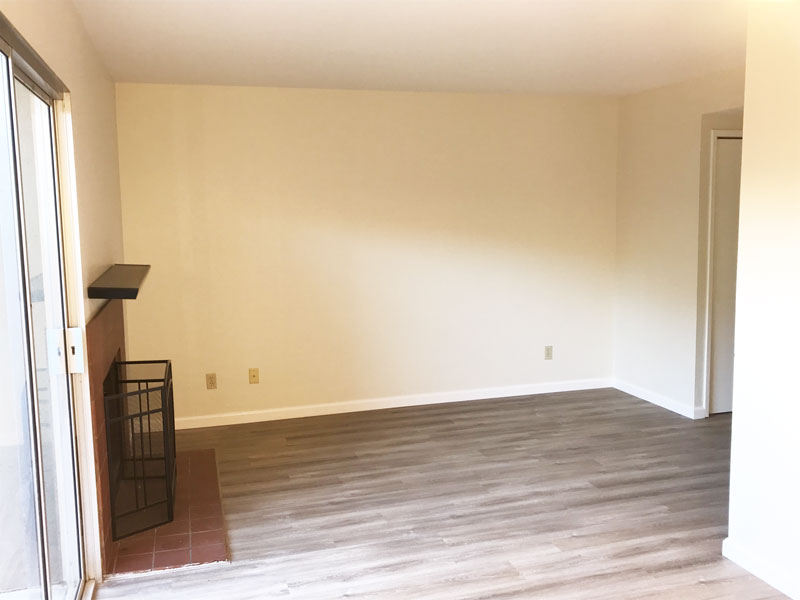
111, 449, 229, 575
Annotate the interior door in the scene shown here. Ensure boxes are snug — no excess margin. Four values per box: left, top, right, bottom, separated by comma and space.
710, 135, 743, 414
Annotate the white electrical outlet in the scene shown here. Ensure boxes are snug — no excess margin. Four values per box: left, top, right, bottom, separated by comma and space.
544, 346, 553, 360
206, 373, 217, 389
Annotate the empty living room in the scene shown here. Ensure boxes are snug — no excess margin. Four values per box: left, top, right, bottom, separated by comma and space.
0, 0, 798, 599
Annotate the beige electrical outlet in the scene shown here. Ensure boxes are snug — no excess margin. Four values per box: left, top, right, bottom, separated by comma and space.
544, 346, 553, 360
249, 368, 259, 384
206, 373, 217, 389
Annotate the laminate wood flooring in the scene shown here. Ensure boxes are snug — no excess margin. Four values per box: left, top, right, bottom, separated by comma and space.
96, 388, 784, 599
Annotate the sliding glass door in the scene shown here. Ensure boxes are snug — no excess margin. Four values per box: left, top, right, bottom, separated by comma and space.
0, 43, 82, 600
0, 50, 43, 600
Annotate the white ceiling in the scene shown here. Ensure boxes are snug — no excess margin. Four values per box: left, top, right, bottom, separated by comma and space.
72, 0, 748, 95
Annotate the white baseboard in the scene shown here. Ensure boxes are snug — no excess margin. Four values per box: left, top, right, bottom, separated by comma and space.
612, 379, 702, 419
722, 537, 800, 599
175, 378, 614, 429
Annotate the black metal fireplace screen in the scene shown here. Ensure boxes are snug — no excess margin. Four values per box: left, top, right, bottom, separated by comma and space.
104, 360, 176, 540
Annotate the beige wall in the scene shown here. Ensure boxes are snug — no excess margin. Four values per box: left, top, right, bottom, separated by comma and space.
724, 3, 800, 598
614, 69, 744, 417
0, 0, 123, 319
116, 84, 619, 425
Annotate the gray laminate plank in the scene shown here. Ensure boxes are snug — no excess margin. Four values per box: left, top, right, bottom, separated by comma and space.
96, 389, 784, 599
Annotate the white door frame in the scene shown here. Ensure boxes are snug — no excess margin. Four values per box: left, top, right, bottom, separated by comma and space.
53, 96, 103, 591
697, 129, 743, 418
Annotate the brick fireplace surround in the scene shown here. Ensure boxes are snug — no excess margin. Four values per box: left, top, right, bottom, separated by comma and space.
86, 300, 230, 576
86, 298, 126, 574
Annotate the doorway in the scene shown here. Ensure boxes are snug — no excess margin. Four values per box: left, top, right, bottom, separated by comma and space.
708, 131, 743, 415
0, 29, 83, 600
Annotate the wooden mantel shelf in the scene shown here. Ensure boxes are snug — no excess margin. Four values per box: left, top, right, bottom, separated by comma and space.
88, 264, 150, 300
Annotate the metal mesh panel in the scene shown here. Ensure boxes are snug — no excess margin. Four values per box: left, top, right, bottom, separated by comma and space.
104, 360, 176, 540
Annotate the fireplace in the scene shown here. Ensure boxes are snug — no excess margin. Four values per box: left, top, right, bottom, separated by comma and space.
103, 360, 176, 539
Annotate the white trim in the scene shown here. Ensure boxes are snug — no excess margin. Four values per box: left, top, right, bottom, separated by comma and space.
175, 378, 614, 429
697, 129, 743, 418
80, 579, 96, 600
722, 537, 800, 599
613, 379, 702, 419
175, 377, 716, 430
54, 96, 102, 582
102, 556, 228, 582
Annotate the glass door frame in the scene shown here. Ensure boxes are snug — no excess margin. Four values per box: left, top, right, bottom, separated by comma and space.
0, 18, 87, 600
